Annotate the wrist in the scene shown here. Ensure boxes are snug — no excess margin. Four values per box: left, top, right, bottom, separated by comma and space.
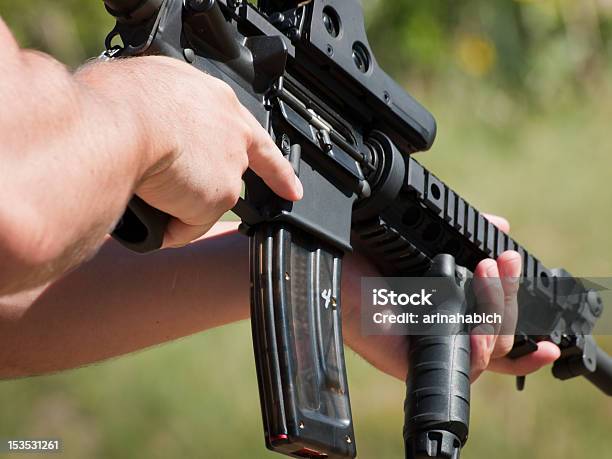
74, 58, 178, 185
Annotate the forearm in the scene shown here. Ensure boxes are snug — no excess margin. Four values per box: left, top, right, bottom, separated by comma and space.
0, 219, 388, 380
340, 252, 409, 380
0, 22, 170, 294
0, 222, 249, 378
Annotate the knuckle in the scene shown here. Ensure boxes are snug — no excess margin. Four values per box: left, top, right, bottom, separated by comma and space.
231, 177, 244, 199
471, 337, 489, 373
502, 336, 514, 352
220, 194, 237, 211
217, 79, 237, 101
503, 292, 518, 306
494, 338, 514, 358
504, 282, 520, 297
242, 123, 256, 149
220, 180, 242, 209
474, 355, 488, 375
239, 152, 249, 173
500, 343, 513, 357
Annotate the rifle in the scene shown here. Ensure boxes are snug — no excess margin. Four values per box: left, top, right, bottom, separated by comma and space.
102, 1, 612, 457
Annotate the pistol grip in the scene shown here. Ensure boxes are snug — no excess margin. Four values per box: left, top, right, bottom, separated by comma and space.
111, 196, 169, 253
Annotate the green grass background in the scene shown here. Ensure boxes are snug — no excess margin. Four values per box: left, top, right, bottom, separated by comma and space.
1, 0, 611, 458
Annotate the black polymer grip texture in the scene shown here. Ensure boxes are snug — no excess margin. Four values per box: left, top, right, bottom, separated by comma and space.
111, 196, 169, 253
405, 335, 470, 459
403, 255, 470, 459
103, 0, 164, 23
250, 224, 356, 459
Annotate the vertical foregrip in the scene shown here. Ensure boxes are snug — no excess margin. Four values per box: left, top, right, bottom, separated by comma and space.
404, 334, 471, 459
403, 255, 471, 459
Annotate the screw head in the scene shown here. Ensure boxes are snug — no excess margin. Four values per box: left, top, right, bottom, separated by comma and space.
269, 12, 285, 25
183, 48, 195, 63
287, 28, 300, 41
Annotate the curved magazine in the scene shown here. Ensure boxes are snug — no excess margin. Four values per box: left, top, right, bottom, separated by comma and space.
250, 224, 356, 459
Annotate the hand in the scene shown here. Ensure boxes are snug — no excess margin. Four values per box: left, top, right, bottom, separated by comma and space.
80, 56, 303, 248
341, 214, 561, 382
468, 215, 560, 381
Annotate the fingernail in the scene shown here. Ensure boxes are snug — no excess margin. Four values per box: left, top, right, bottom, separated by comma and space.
487, 334, 496, 353
294, 175, 304, 199
486, 264, 498, 278
506, 251, 522, 261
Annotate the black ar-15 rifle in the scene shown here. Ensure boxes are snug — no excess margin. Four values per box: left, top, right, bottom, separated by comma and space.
102, 1, 612, 457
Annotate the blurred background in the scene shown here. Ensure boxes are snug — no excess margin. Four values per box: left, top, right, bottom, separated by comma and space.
0, 0, 611, 458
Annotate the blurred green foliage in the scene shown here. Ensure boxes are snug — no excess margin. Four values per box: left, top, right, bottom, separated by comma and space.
0, 0, 113, 67
0, 1, 611, 458
366, 0, 612, 103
